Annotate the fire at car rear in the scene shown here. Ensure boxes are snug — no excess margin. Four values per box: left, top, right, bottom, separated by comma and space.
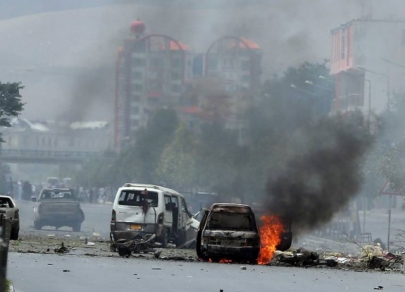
196, 203, 260, 263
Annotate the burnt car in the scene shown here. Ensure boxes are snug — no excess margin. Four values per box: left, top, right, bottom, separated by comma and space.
32, 188, 85, 231
196, 203, 260, 263
0, 195, 20, 240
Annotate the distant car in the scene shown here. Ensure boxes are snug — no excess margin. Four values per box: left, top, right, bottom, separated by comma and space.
196, 203, 260, 263
0, 196, 20, 240
32, 188, 85, 232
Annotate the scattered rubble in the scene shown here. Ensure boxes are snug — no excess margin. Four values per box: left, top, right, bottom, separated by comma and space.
54, 242, 69, 254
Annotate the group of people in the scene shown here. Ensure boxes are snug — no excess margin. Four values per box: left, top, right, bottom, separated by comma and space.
5, 178, 39, 200
77, 186, 115, 204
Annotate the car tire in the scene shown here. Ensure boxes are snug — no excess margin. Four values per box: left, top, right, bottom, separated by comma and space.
159, 228, 169, 248
72, 223, 81, 232
34, 221, 42, 230
10, 229, 19, 240
118, 247, 131, 258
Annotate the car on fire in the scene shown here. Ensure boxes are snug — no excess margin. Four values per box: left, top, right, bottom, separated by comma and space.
196, 203, 261, 263
32, 188, 85, 231
0, 195, 20, 240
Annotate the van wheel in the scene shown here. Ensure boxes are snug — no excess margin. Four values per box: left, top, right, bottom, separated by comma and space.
159, 228, 169, 248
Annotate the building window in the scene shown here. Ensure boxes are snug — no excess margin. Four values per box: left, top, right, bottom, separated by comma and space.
171, 58, 182, 68
341, 29, 346, 60
133, 57, 145, 66
241, 75, 250, 83
132, 120, 139, 127
132, 95, 141, 102
133, 71, 143, 79
134, 84, 143, 91
171, 84, 181, 93
241, 60, 250, 71
150, 58, 164, 68
207, 58, 217, 70
171, 71, 181, 80
132, 106, 140, 114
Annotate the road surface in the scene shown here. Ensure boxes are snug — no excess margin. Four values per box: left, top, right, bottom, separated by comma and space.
7, 253, 404, 292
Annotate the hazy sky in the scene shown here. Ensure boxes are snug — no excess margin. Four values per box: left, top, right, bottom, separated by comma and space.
0, 0, 403, 121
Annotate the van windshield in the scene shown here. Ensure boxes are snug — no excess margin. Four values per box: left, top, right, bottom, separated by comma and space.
208, 212, 254, 231
118, 190, 158, 207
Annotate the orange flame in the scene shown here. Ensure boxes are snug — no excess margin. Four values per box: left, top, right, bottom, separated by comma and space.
257, 215, 284, 265
219, 259, 232, 263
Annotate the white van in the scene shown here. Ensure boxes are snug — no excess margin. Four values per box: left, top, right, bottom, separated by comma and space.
110, 183, 192, 247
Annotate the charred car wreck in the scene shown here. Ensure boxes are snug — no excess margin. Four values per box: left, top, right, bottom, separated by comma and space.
196, 203, 261, 263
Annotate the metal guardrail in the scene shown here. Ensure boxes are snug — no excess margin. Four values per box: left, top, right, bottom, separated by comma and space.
0, 149, 101, 163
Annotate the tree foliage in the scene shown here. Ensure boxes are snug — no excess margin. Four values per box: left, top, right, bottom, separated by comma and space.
0, 82, 24, 142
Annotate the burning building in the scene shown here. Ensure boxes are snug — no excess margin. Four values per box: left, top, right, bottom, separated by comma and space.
114, 20, 195, 150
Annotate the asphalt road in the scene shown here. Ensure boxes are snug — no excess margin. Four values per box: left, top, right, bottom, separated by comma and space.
7, 253, 404, 292
17, 200, 112, 238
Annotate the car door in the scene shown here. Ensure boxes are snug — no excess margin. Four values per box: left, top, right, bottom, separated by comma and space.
171, 195, 180, 230
163, 194, 173, 226
196, 209, 210, 260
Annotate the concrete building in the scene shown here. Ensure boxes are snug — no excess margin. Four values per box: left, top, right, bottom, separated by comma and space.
115, 21, 195, 150
330, 18, 405, 115
115, 22, 263, 150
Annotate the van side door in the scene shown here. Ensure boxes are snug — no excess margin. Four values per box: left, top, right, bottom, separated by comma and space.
163, 194, 173, 226
171, 195, 180, 230
180, 197, 191, 229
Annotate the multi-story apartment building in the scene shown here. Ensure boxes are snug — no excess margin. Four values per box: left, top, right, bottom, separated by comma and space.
114, 20, 195, 150
330, 18, 405, 115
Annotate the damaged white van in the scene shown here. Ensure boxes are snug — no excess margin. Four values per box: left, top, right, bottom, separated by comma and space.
110, 183, 192, 247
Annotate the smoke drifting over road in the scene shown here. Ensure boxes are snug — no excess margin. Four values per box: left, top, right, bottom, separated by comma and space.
265, 114, 373, 234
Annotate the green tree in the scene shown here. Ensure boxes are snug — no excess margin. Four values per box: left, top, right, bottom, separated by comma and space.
0, 82, 24, 142
157, 124, 197, 189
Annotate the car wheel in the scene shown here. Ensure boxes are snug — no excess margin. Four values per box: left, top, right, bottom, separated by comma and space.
72, 223, 81, 232
118, 247, 131, 258
34, 221, 42, 230
159, 228, 169, 248
10, 229, 19, 240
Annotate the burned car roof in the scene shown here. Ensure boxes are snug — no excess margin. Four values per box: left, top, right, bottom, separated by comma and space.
210, 203, 252, 213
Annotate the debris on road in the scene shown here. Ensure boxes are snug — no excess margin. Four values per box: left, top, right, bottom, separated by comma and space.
54, 242, 69, 254
86, 242, 96, 246
112, 233, 156, 257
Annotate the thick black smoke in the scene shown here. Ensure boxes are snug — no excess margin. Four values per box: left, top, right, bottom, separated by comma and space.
265, 114, 373, 233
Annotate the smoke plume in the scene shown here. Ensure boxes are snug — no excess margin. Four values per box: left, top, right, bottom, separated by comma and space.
265, 114, 373, 234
